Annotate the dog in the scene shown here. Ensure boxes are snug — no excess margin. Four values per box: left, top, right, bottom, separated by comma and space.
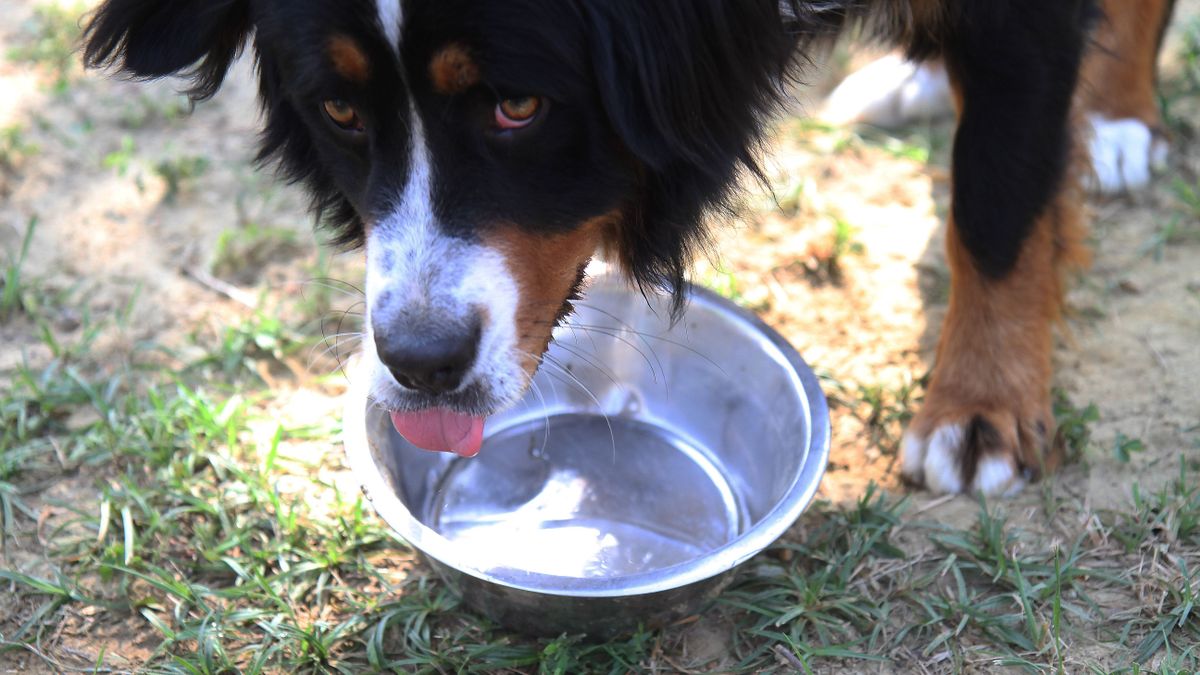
82, 0, 1174, 495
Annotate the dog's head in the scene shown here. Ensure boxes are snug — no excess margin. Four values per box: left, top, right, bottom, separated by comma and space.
85, 0, 818, 455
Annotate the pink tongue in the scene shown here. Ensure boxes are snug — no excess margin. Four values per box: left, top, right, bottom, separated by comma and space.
390, 409, 485, 458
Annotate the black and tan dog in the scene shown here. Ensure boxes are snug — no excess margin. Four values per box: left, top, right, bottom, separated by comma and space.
82, 0, 1175, 495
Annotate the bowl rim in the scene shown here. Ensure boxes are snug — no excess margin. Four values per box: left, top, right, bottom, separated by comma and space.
344, 280, 830, 598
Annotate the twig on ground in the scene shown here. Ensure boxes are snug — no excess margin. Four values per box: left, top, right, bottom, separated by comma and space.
914, 493, 957, 515
773, 644, 806, 672
182, 266, 258, 308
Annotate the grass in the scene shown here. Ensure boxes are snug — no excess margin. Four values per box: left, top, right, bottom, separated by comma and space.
0, 288, 1194, 671
1, 216, 39, 319
102, 136, 138, 177
154, 154, 210, 203
188, 305, 309, 383
827, 374, 923, 457
8, 131, 1187, 674
1053, 389, 1101, 463
0, 125, 39, 172
210, 223, 305, 285
3, 293, 1196, 672
1138, 177, 1200, 260
1161, 17, 1200, 134
118, 93, 192, 131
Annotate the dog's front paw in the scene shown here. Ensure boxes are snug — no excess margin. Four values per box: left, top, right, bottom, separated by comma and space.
820, 54, 954, 129
901, 402, 1055, 497
1085, 114, 1169, 195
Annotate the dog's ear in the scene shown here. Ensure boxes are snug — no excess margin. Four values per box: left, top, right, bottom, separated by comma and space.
83, 0, 252, 101
581, 1, 794, 175
579, 1, 798, 312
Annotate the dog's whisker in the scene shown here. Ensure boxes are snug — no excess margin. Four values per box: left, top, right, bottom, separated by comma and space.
519, 351, 565, 405
549, 301, 671, 382
527, 378, 552, 459
321, 301, 365, 321
564, 319, 725, 381
534, 317, 660, 379
316, 331, 365, 341
554, 323, 661, 387
318, 301, 368, 380
308, 334, 362, 367
542, 341, 624, 394
303, 277, 366, 298
539, 356, 617, 465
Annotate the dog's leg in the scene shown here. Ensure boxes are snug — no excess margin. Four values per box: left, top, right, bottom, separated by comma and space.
902, 194, 1090, 495
901, 0, 1092, 496
1080, 0, 1177, 194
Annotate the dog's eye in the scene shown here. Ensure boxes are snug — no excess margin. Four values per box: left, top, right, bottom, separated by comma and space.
323, 99, 364, 132
495, 96, 542, 130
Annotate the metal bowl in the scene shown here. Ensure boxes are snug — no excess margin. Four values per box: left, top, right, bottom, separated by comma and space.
344, 276, 829, 637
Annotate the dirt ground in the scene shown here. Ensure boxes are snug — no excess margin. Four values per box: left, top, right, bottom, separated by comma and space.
2, 0, 1199, 671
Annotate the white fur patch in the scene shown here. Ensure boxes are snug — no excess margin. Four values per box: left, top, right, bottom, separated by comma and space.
375, 0, 402, 53
1086, 114, 1166, 195
922, 424, 965, 495
908, 423, 1029, 496
365, 105, 525, 411
971, 454, 1026, 497
821, 55, 954, 129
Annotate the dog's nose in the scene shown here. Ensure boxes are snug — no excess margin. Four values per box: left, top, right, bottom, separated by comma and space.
373, 313, 483, 395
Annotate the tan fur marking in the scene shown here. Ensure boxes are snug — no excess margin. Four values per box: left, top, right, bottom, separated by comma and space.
328, 35, 370, 83
430, 43, 481, 95
483, 215, 621, 374
1079, 0, 1173, 127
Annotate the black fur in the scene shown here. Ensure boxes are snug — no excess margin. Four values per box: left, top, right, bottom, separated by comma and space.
937, 0, 1093, 278
582, 0, 809, 313
83, 0, 252, 101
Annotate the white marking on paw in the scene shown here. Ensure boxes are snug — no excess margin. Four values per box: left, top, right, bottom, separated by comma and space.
900, 431, 928, 484
1086, 115, 1165, 195
971, 454, 1026, 497
922, 424, 966, 495
821, 55, 953, 129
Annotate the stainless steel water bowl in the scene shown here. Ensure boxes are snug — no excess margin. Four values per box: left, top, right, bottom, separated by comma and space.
345, 277, 830, 637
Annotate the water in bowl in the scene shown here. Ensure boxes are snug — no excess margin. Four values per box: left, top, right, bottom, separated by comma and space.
429, 413, 747, 579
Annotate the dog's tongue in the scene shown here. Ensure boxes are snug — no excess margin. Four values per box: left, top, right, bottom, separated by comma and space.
390, 409, 485, 457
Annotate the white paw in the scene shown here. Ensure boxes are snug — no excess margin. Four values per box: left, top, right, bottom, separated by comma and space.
972, 454, 1026, 498
901, 425, 1027, 496
922, 424, 965, 495
1086, 115, 1168, 195
822, 55, 954, 129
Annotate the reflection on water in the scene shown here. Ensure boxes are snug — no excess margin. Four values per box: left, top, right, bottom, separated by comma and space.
443, 518, 707, 578
439, 468, 707, 577
430, 414, 744, 579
